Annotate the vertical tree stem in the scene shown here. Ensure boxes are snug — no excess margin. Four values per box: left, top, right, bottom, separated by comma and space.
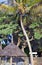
20, 15, 34, 65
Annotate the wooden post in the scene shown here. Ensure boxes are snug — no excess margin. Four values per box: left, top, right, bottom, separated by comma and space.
10, 57, 12, 65
1, 60, 4, 65
24, 57, 29, 65
0, 57, 1, 65
10, 57, 16, 65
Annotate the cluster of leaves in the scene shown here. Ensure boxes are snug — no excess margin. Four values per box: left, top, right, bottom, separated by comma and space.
0, 4, 17, 15
29, 11, 42, 39
16, 0, 41, 6
0, 1, 42, 39
29, 22, 42, 39
0, 18, 18, 35
0, 0, 42, 52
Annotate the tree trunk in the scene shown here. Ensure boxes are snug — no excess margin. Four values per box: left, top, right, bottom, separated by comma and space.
20, 15, 34, 65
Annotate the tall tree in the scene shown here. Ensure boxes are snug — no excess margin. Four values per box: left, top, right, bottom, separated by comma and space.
13, 1, 34, 65
0, 0, 42, 65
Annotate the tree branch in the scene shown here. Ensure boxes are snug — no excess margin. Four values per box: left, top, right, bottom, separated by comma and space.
29, 36, 34, 41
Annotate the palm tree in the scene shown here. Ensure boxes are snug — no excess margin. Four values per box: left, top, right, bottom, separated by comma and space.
7, 0, 41, 65
13, 1, 34, 65
20, 15, 34, 65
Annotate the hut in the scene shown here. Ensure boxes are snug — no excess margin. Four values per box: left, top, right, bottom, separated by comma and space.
0, 43, 29, 65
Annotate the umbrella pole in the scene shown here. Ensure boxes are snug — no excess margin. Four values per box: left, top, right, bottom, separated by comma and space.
0, 57, 1, 65
10, 57, 12, 65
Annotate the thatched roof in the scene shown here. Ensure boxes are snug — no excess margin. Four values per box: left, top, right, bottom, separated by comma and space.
1, 43, 27, 57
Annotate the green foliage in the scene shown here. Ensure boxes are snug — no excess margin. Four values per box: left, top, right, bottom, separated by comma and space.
0, 19, 18, 35
28, 1, 42, 40
0, 16, 6, 23
18, 32, 24, 37
29, 18, 42, 39
0, 38, 2, 41
0, 1, 42, 39
0, 0, 42, 52
29, 22, 39, 28
34, 29, 42, 39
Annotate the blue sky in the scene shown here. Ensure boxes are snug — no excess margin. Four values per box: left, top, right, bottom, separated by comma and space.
0, 0, 6, 2
0, 0, 7, 4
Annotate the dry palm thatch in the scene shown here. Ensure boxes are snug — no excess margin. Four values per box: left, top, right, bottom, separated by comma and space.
1, 43, 27, 57
30, 1, 42, 16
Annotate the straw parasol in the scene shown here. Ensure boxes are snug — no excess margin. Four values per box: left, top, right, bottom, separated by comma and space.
0, 43, 29, 65
1, 43, 27, 57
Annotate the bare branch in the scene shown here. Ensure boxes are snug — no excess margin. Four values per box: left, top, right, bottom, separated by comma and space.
17, 37, 21, 46
29, 36, 34, 41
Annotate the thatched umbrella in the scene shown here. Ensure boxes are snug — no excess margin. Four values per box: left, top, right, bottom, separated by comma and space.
1, 43, 28, 65
1, 43, 26, 57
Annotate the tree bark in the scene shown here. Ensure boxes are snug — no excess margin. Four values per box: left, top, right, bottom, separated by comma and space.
20, 15, 34, 65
